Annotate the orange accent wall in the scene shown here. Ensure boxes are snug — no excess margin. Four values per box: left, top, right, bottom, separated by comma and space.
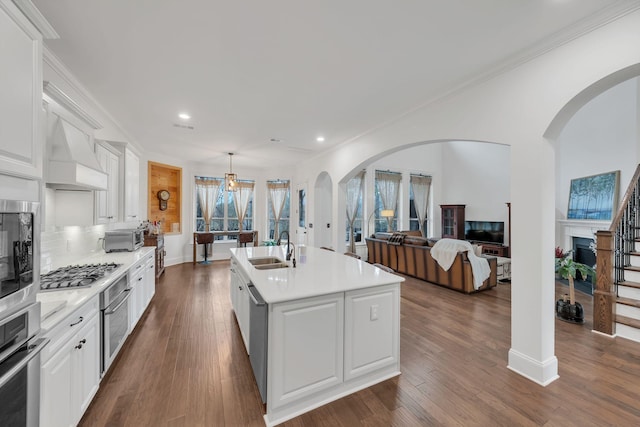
148, 161, 182, 234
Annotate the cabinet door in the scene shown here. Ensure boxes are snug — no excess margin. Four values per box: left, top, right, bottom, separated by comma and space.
129, 271, 144, 331
238, 281, 250, 353
0, 3, 42, 179
124, 148, 140, 221
229, 263, 238, 312
144, 257, 156, 305
73, 315, 100, 418
344, 285, 399, 381
269, 293, 344, 410
95, 144, 119, 224
41, 342, 74, 427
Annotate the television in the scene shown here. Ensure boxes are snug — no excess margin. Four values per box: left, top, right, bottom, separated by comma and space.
464, 221, 504, 245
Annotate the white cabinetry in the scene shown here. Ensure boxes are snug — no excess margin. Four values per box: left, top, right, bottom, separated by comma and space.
41, 296, 100, 427
230, 260, 250, 352
269, 293, 344, 410
0, 1, 42, 179
94, 142, 120, 224
128, 258, 146, 331
129, 253, 155, 332
124, 148, 140, 221
344, 284, 399, 381
143, 253, 156, 307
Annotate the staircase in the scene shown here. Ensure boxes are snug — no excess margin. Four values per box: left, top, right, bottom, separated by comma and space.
595, 165, 640, 341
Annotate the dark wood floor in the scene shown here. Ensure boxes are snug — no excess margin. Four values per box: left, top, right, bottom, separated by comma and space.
79, 261, 640, 426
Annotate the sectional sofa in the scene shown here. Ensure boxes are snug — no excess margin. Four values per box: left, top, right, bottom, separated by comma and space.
366, 232, 497, 293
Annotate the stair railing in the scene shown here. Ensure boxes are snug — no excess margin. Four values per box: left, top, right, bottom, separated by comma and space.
594, 164, 640, 335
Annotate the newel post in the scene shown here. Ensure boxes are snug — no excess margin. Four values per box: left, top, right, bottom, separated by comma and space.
593, 230, 615, 335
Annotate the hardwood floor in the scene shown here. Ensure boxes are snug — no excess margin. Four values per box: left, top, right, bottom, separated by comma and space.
80, 261, 640, 426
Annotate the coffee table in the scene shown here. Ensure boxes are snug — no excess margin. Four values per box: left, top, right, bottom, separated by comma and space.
496, 256, 511, 282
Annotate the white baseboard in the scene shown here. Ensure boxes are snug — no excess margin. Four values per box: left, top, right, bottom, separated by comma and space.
507, 349, 559, 386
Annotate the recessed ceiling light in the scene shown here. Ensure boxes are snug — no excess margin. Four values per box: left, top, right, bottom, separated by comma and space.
178, 113, 191, 120
316, 136, 325, 142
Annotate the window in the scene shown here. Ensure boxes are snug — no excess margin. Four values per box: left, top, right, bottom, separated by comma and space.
345, 171, 364, 244
409, 174, 432, 237
195, 176, 254, 240
374, 170, 401, 232
267, 180, 290, 240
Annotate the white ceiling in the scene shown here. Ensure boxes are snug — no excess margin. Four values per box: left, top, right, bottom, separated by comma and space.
33, 0, 640, 169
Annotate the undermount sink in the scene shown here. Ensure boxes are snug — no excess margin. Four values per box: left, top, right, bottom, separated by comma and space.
253, 262, 289, 270
249, 257, 284, 266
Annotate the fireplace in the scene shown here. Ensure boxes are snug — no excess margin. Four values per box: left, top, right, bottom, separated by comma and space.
573, 237, 596, 267
572, 237, 596, 292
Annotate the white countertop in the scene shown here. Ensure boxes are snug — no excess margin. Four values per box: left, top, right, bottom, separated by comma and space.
229, 246, 404, 304
36, 247, 155, 333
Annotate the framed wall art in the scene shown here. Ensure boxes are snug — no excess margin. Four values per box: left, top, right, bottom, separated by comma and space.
567, 170, 619, 220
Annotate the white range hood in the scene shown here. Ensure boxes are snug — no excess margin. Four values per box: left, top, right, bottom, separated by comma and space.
46, 118, 108, 191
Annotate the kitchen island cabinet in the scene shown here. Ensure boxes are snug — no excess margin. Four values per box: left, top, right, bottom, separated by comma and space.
229, 246, 402, 426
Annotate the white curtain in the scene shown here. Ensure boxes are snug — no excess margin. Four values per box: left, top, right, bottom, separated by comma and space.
233, 181, 255, 231
410, 175, 432, 237
195, 178, 223, 231
375, 171, 401, 231
268, 181, 290, 240
346, 171, 365, 252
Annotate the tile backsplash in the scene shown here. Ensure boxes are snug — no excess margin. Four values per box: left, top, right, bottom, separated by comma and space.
41, 222, 137, 273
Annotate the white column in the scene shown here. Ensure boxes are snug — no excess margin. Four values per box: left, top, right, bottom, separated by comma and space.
508, 138, 558, 386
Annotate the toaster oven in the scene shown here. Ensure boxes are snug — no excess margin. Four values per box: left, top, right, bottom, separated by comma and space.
104, 229, 144, 252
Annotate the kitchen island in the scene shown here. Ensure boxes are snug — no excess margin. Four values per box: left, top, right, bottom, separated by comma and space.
229, 245, 403, 426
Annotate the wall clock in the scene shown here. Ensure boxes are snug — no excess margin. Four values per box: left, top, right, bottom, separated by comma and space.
157, 189, 170, 211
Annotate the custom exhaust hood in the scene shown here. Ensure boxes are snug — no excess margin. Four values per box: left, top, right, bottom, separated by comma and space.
44, 81, 107, 191
46, 118, 108, 191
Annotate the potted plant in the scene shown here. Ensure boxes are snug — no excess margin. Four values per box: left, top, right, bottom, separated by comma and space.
555, 247, 594, 324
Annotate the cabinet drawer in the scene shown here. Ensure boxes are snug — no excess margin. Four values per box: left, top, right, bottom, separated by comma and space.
42, 295, 99, 362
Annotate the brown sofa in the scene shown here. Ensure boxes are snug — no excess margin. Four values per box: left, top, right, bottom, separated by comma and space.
366, 233, 497, 293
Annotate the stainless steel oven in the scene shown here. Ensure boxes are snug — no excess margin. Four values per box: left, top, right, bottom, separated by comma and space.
100, 273, 130, 375
0, 303, 48, 427
0, 200, 39, 320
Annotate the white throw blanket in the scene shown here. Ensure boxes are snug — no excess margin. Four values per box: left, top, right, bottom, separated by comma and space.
431, 238, 491, 289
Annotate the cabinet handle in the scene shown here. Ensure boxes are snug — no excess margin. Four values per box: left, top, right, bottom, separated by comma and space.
138, 276, 143, 281
70, 316, 83, 327
75, 338, 87, 349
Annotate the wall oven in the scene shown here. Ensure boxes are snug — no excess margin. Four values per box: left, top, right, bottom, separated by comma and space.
0, 200, 39, 319
100, 273, 130, 375
0, 303, 48, 427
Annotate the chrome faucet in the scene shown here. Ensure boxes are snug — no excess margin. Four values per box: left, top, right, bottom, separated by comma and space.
277, 230, 296, 268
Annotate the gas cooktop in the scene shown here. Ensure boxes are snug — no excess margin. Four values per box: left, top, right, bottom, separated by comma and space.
40, 263, 122, 291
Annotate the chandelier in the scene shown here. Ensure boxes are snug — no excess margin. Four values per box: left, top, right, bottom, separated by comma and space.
225, 152, 238, 192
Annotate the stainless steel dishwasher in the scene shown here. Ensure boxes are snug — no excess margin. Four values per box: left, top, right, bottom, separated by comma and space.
247, 283, 267, 403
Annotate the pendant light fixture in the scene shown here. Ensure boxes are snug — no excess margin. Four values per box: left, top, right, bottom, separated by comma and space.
225, 152, 238, 192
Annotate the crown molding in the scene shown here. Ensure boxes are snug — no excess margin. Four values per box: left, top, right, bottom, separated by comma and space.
11, 0, 58, 39
43, 81, 103, 130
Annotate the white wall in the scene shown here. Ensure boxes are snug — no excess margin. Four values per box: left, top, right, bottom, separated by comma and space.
441, 141, 511, 237
555, 77, 640, 243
